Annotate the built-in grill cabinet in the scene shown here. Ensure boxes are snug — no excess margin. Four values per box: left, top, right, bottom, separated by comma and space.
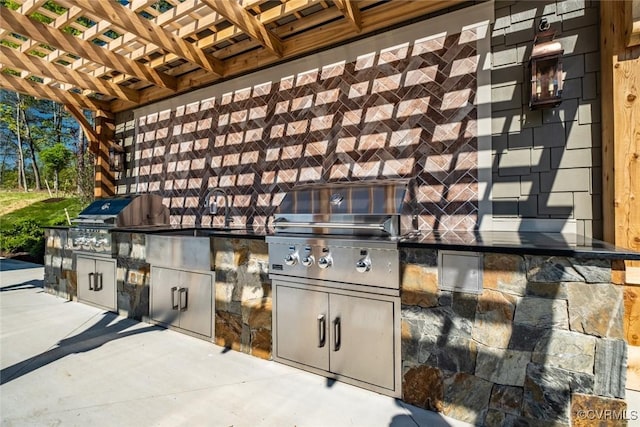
70, 194, 169, 312
268, 180, 409, 398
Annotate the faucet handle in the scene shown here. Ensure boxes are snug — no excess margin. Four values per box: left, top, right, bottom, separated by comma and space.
210, 196, 218, 215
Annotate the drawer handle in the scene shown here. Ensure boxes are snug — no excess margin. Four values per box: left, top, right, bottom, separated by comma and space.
96, 273, 103, 292
333, 317, 341, 351
317, 314, 326, 348
179, 288, 188, 312
88, 272, 94, 291
171, 286, 179, 310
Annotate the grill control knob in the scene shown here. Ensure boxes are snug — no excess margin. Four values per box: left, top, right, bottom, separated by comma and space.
355, 257, 371, 273
318, 255, 332, 269
302, 255, 315, 267
284, 252, 299, 266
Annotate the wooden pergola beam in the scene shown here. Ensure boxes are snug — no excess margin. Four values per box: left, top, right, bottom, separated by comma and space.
70, 0, 224, 76
0, 72, 109, 111
64, 103, 98, 152
333, 0, 362, 33
0, 45, 140, 104
110, 0, 458, 111
0, 6, 177, 92
201, 0, 284, 57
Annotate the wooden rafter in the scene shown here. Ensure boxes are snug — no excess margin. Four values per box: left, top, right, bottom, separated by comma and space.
0, 45, 140, 104
111, 0, 460, 110
0, 0, 464, 113
201, 0, 284, 57
333, 0, 362, 33
0, 72, 109, 111
64, 103, 98, 151
0, 6, 177, 91
87, 0, 316, 87
69, 0, 224, 76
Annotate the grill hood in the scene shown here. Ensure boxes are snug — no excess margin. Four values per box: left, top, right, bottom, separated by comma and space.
74, 194, 169, 228
273, 180, 410, 237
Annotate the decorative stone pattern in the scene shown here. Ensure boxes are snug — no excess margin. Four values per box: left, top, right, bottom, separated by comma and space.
443, 372, 493, 424
402, 365, 444, 412
483, 253, 527, 296
472, 289, 516, 348
111, 232, 151, 320
594, 339, 627, 398
571, 393, 627, 427
213, 238, 271, 359
401, 248, 626, 426
567, 282, 624, 339
532, 330, 596, 375
44, 228, 75, 300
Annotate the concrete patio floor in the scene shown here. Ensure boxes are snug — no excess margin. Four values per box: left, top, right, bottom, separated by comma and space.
0, 259, 471, 427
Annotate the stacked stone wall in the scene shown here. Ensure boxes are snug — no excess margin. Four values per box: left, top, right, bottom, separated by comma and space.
213, 238, 272, 359
112, 232, 151, 320
400, 248, 627, 426
44, 229, 151, 321
44, 228, 75, 299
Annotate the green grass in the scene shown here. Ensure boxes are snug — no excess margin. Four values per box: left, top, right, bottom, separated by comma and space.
0, 190, 51, 216
0, 192, 88, 261
0, 197, 85, 232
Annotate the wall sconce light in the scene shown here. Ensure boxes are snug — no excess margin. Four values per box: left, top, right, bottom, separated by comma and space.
529, 19, 564, 110
108, 141, 125, 172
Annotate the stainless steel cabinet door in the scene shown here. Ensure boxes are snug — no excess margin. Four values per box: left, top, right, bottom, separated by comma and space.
275, 285, 329, 371
93, 258, 116, 311
77, 256, 116, 311
329, 294, 395, 390
150, 267, 181, 328
76, 256, 95, 304
178, 271, 212, 337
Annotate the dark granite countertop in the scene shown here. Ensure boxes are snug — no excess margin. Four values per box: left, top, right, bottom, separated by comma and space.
399, 230, 640, 260
109, 224, 270, 240
50, 225, 640, 260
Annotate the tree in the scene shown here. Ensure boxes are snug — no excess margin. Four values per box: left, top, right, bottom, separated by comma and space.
0, 92, 28, 190
40, 143, 73, 193
16, 93, 42, 190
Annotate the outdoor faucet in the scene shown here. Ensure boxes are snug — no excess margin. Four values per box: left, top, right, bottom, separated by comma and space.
203, 187, 233, 227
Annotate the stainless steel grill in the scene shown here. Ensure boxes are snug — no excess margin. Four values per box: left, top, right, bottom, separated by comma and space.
267, 180, 410, 288
69, 194, 169, 254
267, 180, 408, 397
272, 179, 408, 238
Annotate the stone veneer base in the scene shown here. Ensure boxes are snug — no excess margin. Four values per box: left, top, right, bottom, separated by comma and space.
45, 229, 627, 426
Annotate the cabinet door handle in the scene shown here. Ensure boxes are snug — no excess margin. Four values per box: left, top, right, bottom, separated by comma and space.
317, 314, 326, 348
171, 286, 179, 310
179, 288, 188, 312
96, 273, 103, 291
333, 317, 341, 351
88, 272, 94, 291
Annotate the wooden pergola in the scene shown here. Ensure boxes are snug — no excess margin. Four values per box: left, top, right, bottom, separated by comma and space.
0, 0, 638, 258
0, 0, 465, 197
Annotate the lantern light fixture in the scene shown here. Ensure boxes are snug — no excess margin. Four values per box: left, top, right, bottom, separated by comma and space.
529, 18, 564, 110
109, 140, 125, 172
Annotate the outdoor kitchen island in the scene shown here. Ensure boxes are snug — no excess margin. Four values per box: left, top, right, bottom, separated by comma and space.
44, 225, 640, 426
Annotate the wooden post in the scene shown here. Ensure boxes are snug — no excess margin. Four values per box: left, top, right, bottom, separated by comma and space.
601, 1, 640, 258
602, 0, 640, 390
94, 110, 116, 198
